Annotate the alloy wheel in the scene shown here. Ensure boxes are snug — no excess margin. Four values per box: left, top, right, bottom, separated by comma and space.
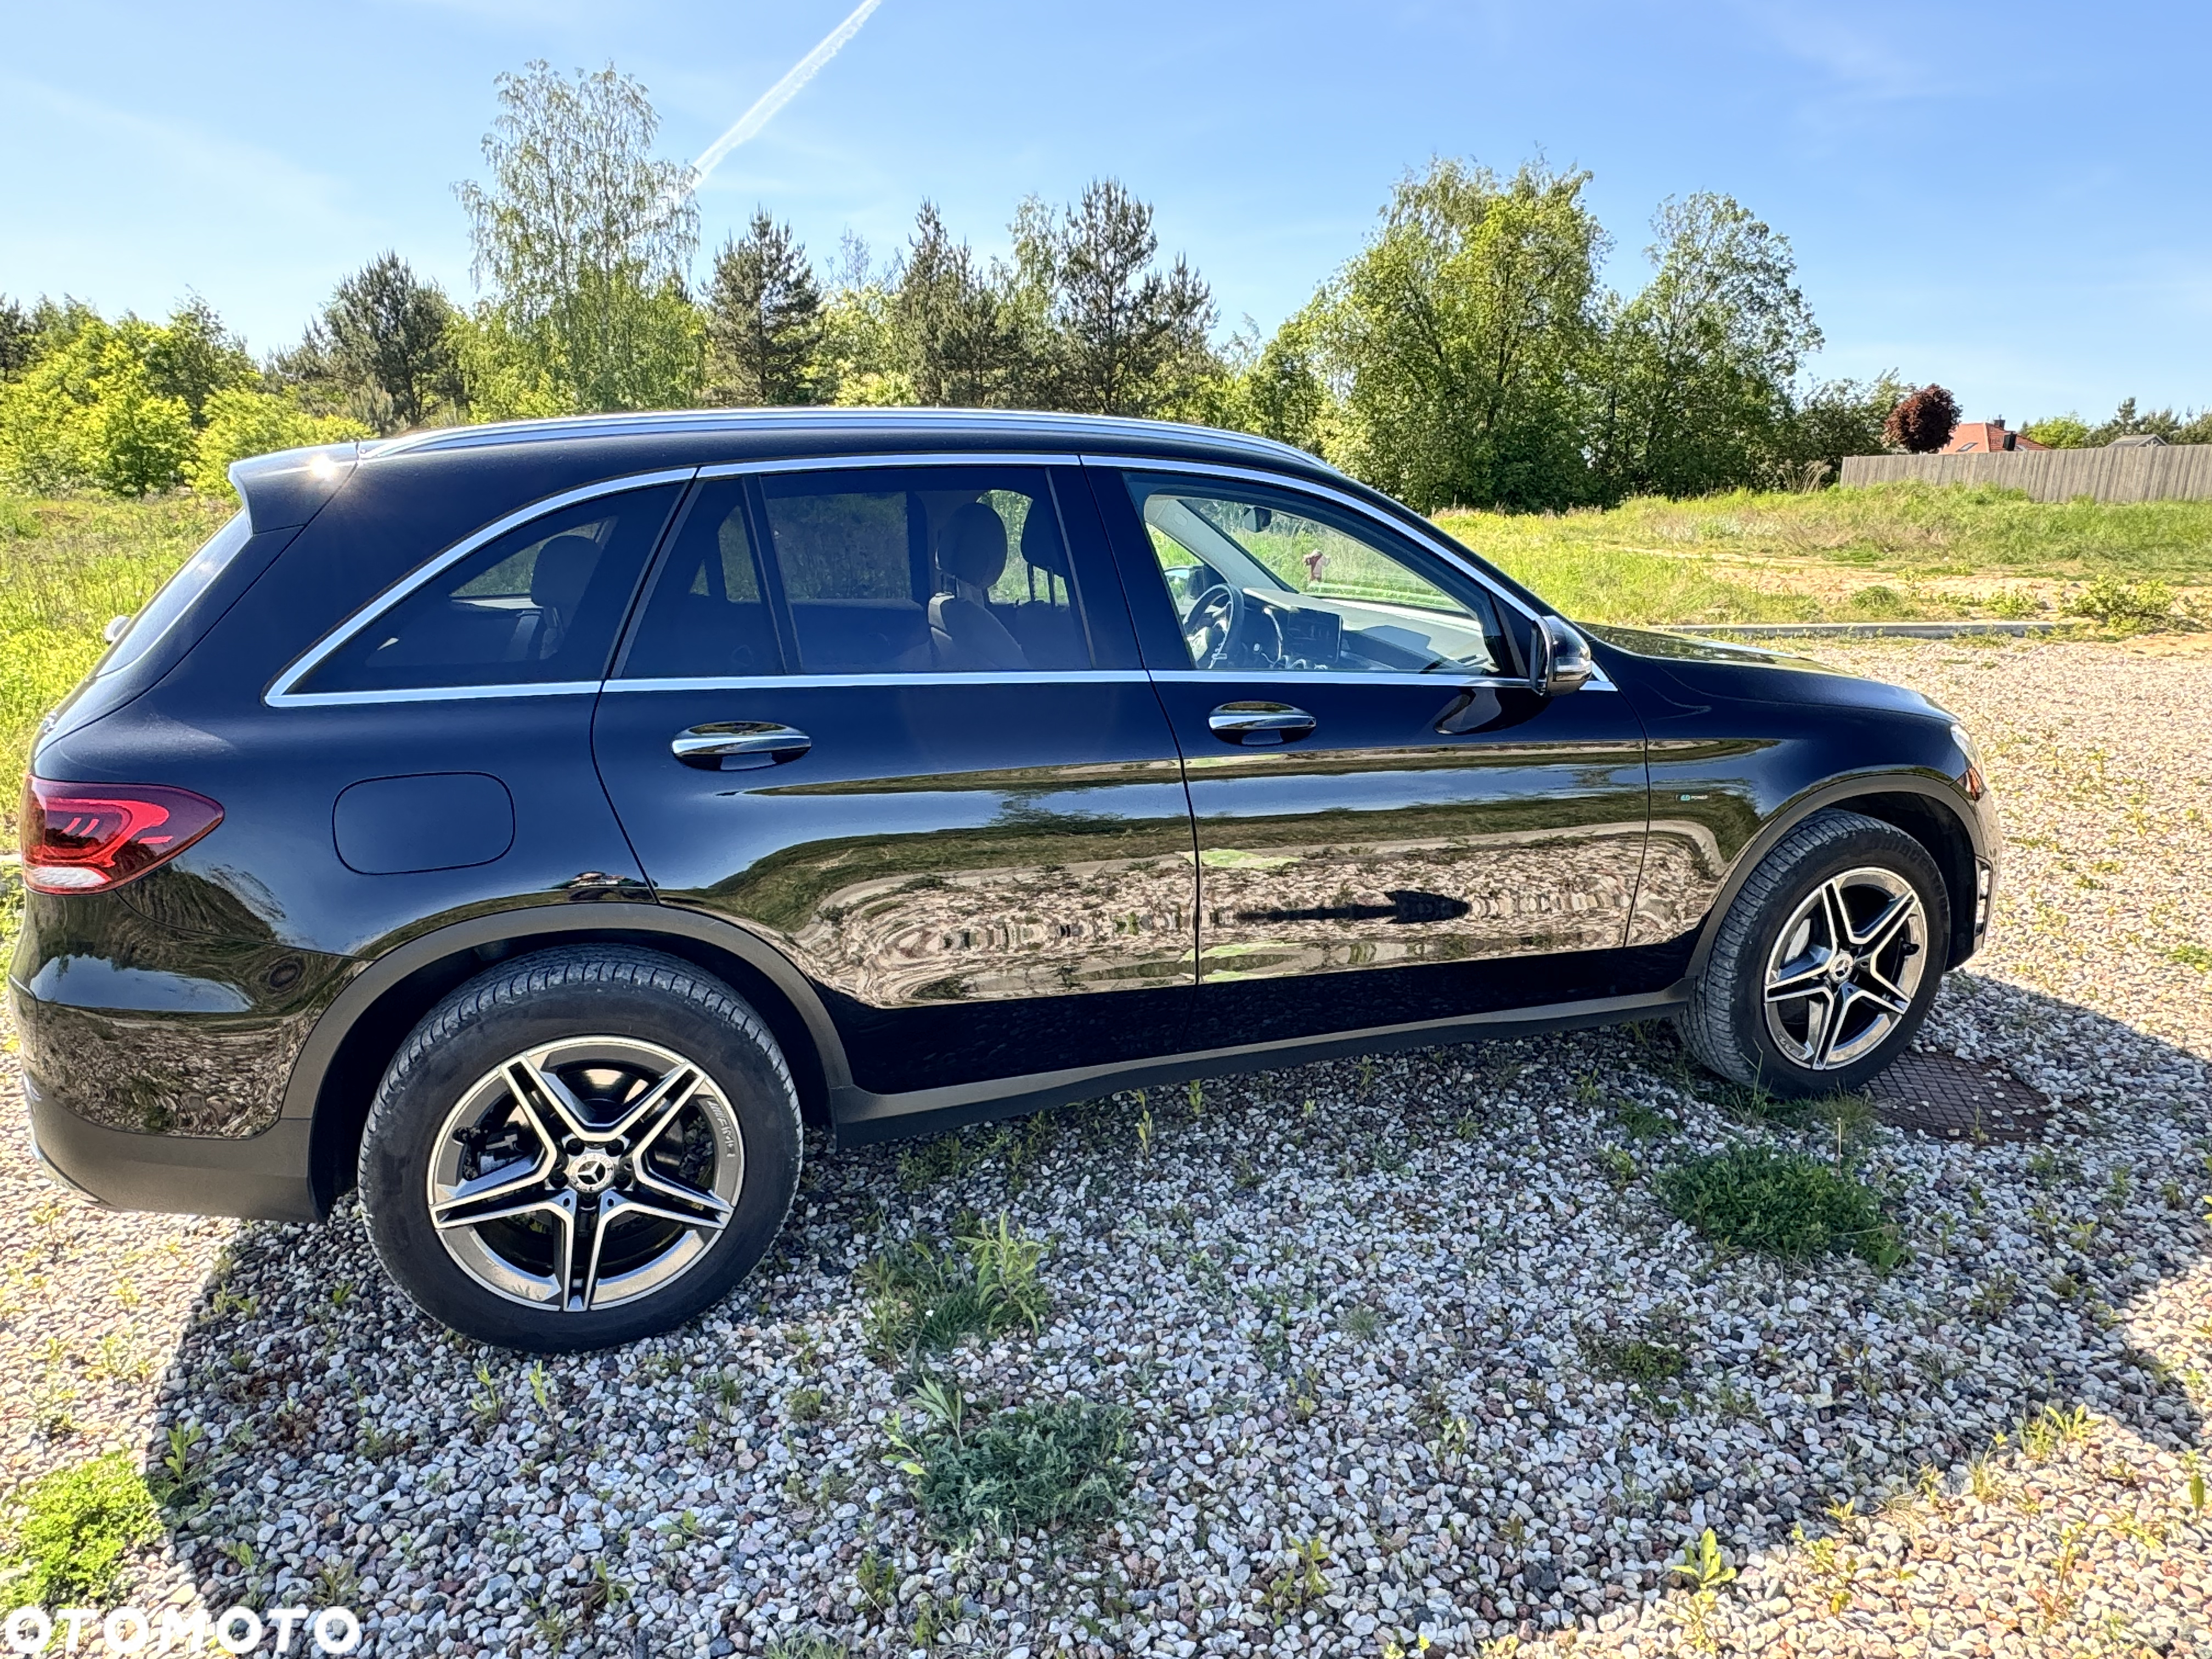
1761, 866, 1928, 1071
425, 1036, 744, 1312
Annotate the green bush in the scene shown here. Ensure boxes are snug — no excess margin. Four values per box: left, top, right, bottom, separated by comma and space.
1655, 1143, 1887, 1261
0, 1452, 160, 1606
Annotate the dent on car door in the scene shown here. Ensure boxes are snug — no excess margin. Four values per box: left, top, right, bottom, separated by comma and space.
1093, 467, 1660, 1048
591, 462, 1198, 1097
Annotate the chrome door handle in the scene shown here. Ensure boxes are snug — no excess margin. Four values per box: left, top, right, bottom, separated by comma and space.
1207, 701, 1316, 746
671, 721, 812, 771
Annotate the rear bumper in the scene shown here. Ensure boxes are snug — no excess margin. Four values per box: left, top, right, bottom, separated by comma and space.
22, 1066, 322, 1223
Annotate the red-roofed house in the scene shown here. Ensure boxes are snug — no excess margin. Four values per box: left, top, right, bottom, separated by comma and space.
1943, 419, 2047, 454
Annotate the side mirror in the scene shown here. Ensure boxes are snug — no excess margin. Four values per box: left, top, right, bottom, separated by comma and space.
1527, 615, 1594, 697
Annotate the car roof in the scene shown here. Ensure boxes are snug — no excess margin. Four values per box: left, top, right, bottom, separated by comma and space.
359, 406, 1339, 476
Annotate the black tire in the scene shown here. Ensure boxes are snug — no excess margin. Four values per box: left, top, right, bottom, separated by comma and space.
359, 947, 801, 1352
1679, 809, 1950, 1098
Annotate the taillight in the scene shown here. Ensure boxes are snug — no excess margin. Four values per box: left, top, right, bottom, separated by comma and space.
20, 778, 223, 894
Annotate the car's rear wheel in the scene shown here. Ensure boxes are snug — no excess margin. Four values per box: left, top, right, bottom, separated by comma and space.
359, 947, 800, 1351
1679, 809, 1950, 1098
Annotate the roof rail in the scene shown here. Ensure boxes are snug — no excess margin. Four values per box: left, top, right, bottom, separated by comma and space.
360, 406, 1336, 473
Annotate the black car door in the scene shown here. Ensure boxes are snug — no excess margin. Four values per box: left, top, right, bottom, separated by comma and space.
592, 459, 1198, 1103
1090, 464, 1658, 1051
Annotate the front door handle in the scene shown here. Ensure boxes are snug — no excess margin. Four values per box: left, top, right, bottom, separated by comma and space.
1207, 701, 1317, 746
671, 721, 812, 771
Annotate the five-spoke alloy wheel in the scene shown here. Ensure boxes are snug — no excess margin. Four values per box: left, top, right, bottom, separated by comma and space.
362, 949, 800, 1351
1680, 809, 1949, 1096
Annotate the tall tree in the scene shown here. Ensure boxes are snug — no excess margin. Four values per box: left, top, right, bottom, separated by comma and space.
1043, 180, 1215, 417
321, 255, 461, 432
1314, 159, 1604, 512
1590, 194, 1820, 499
454, 60, 703, 412
705, 212, 824, 406
143, 295, 256, 425
891, 203, 1023, 407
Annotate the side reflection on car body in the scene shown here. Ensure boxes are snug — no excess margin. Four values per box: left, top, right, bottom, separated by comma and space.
9, 409, 2000, 1350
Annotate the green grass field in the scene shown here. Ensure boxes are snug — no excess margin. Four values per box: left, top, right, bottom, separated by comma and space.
2, 493, 233, 840
1438, 481, 2212, 627
2, 479, 2206, 851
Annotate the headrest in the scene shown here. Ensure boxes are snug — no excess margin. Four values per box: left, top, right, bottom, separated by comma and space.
529, 533, 602, 614
1019, 504, 1069, 579
936, 502, 1008, 589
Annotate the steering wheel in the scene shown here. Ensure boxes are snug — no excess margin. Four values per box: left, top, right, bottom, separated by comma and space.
1182, 583, 1282, 670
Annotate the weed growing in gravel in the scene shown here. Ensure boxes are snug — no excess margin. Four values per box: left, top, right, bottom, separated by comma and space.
859, 1214, 1049, 1360
0, 1451, 160, 1604
1263, 1537, 1331, 1613
786, 1386, 828, 1424
2020, 1403, 2093, 1462
1669, 1527, 1738, 1651
1578, 1326, 1689, 1386
886, 1380, 1130, 1541
764, 1634, 850, 1659
1654, 1143, 1890, 1262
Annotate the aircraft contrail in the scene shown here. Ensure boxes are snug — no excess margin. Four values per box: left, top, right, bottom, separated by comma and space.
690, 0, 887, 186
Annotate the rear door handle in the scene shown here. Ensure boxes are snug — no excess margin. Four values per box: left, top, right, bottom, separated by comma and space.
671, 721, 812, 771
1207, 701, 1316, 746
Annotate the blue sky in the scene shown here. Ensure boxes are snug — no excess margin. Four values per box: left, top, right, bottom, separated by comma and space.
3, 0, 2206, 425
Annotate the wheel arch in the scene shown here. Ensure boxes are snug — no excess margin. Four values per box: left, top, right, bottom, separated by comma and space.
1680, 772, 1985, 988
284, 903, 848, 1217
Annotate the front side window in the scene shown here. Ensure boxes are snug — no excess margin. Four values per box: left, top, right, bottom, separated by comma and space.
300, 484, 682, 694
1127, 475, 1505, 676
758, 466, 1089, 675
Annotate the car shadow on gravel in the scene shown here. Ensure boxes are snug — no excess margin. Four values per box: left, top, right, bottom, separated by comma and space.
110, 968, 2209, 1656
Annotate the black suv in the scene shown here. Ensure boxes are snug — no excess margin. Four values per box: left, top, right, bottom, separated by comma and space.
11, 411, 1998, 1350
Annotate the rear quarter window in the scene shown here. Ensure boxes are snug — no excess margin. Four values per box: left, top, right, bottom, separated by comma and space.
292, 484, 682, 696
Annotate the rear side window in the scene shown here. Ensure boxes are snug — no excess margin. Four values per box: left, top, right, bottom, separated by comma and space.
755, 466, 1090, 675
297, 484, 682, 695
100, 510, 253, 679
619, 481, 781, 679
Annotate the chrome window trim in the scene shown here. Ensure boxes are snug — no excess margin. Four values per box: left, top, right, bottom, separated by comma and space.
608, 669, 1153, 694
1150, 668, 1530, 692
264, 467, 699, 708
696, 452, 1082, 479
270, 681, 606, 710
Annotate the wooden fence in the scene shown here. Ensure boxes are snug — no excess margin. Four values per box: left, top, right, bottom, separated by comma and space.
1839, 444, 2212, 503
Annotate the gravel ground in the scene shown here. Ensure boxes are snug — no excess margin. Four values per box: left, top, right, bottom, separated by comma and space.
2, 634, 2207, 1658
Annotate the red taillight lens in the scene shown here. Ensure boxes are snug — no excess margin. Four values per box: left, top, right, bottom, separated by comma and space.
21, 777, 223, 894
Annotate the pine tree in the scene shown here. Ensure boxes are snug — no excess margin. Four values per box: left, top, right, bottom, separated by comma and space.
705, 212, 825, 407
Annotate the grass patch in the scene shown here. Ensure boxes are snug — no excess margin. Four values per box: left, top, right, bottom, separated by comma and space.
1577, 1325, 1689, 1386
0, 1451, 161, 1606
889, 1381, 1130, 1541
1654, 1143, 1890, 1263
859, 1214, 1049, 1361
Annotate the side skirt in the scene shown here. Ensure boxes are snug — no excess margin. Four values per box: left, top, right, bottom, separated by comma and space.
830, 985, 1688, 1148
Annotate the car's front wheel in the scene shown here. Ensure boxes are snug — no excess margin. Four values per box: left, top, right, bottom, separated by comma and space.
1679, 809, 1950, 1097
359, 947, 801, 1351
